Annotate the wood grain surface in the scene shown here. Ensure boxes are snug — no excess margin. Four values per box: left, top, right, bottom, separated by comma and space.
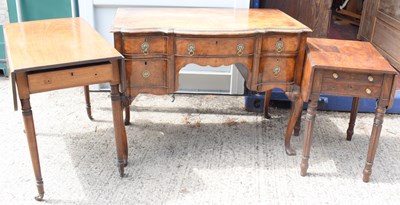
4, 18, 122, 72
306, 38, 397, 74
111, 8, 311, 34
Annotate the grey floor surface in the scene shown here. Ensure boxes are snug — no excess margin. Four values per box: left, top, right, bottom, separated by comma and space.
1, 77, 400, 205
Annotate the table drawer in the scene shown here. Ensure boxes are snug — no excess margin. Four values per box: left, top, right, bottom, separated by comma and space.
320, 70, 383, 98
126, 59, 167, 88
320, 82, 381, 98
259, 57, 296, 83
322, 70, 383, 85
27, 63, 113, 93
175, 37, 254, 57
123, 36, 167, 56
262, 33, 300, 53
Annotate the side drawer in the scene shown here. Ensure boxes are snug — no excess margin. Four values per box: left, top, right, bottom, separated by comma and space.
126, 59, 168, 88
175, 37, 255, 57
123, 36, 167, 56
258, 57, 296, 84
262, 33, 300, 53
322, 70, 383, 85
320, 70, 383, 98
27, 63, 113, 94
320, 82, 382, 98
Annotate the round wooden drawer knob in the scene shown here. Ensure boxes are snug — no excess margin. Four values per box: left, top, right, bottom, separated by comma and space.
368, 76, 374, 82
366, 88, 372, 94
332, 73, 339, 79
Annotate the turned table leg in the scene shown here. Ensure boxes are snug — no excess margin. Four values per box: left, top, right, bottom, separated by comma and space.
20, 98, 45, 201
110, 84, 128, 176
284, 94, 303, 156
362, 104, 386, 182
84, 85, 93, 120
346, 97, 360, 141
300, 95, 319, 176
263, 90, 272, 119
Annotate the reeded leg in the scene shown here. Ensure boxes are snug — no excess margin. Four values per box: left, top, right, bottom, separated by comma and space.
362, 105, 386, 182
300, 95, 319, 176
294, 113, 302, 136
263, 90, 272, 119
84, 86, 93, 120
124, 106, 130, 125
110, 85, 128, 177
284, 95, 304, 155
346, 97, 360, 141
21, 98, 45, 201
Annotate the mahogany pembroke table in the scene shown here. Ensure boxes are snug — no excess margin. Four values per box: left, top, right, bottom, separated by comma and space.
4, 18, 128, 200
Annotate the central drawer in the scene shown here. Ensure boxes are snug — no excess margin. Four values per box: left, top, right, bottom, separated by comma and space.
175, 37, 255, 57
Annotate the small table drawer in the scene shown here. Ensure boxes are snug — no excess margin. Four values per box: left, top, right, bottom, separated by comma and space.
126, 59, 168, 88
123, 36, 167, 56
262, 33, 300, 53
258, 57, 296, 84
320, 70, 383, 98
322, 70, 383, 85
320, 82, 382, 98
27, 63, 113, 94
175, 37, 255, 57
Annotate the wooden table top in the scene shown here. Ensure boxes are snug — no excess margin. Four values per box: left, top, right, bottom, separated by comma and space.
111, 8, 311, 34
307, 38, 397, 74
4, 18, 122, 73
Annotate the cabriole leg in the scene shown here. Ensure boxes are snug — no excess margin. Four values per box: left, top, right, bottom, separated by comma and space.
124, 106, 130, 125
263, 90, 272, 119
284, 95, 303, 156
294, 113, 302, 136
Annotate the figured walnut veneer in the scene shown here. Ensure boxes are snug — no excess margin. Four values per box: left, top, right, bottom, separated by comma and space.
112, 9, 311, 137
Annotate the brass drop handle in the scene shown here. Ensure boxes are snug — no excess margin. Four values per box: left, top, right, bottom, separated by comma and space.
333, 72, 339, 79
142, 70, 150, 78
141, 39, 149, 55
276, 39, 284, 53
366, 88, 372, 94
368, 75, 374, 82
187, 44, 196, 56
236, 43, 244, 56
273, 66, 281, 77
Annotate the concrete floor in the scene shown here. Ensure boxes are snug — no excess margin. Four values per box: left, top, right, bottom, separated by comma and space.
1, 76, 400, 204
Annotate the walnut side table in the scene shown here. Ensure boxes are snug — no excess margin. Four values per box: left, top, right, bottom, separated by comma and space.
292, 38, 398, 182
4, 18, 127, 200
